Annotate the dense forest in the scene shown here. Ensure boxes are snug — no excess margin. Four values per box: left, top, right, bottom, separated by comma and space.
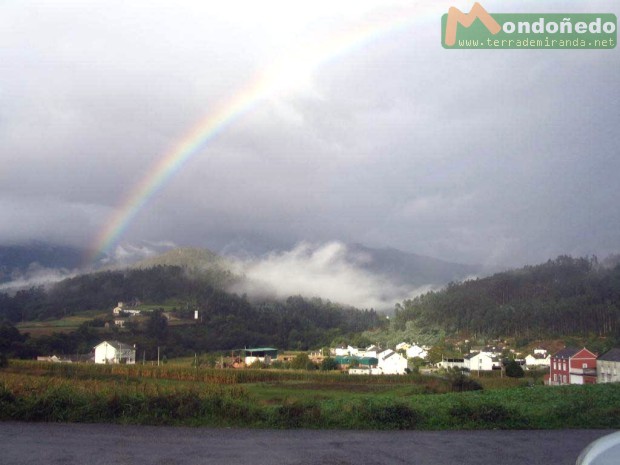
393, 256, 620, 339
0, 265, 382, 358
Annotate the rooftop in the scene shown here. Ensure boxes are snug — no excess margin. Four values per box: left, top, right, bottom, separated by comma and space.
598, 348, 620, 362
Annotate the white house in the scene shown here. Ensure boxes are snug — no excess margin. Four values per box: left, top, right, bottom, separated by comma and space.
243, 348, 278, 366
377, 349, 408, 375
349, 367, 383, 375
597, 348, 620, 384
534, 347, 548, 356
395, 342, 411, 351
439, 358, 465, 370
525, 353, 550, 368
464, 352, 496, 371
406, 344, 428, 360
94, 340, 136, 364
112, 302, 141, 316
334, 345, 361, 356
360, 345, 380, 358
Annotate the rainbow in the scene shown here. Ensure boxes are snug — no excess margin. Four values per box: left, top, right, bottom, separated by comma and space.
87, 4, 440, 264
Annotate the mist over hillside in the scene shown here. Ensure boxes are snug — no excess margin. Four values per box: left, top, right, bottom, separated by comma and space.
0, 241, 480, 309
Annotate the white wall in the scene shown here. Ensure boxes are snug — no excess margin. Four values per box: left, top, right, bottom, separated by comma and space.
94, 342, 118, 364
466, 353, 494, 371
378, 350, 407, 375
598, 360, 620, 383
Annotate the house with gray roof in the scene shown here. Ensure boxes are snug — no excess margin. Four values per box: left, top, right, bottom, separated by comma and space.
94, 340, 136, 364
597, 348, 620, 384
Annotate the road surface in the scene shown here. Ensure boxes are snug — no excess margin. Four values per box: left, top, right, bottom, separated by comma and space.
0, 422, 613, 465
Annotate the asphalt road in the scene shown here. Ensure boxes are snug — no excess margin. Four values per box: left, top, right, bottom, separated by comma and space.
0, 422, 614, 465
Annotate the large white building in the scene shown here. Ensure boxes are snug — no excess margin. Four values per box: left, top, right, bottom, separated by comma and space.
94, 340, 136, 364
464, 352, 498, 371
406, 344, 428, 360
525, 353, 550, 368
394, 342, 429, 360
598, 348, 620, 384
377, 349, 408, 375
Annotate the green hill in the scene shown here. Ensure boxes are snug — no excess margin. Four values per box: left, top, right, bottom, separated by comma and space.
133, 247, 225, 270
392, 255, 620, 340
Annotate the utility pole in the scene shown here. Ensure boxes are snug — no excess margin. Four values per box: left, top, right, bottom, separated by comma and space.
157, 346, 160, 366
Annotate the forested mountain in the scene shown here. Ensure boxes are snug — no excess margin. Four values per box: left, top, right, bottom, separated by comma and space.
132, 247, 225, 270
393, 256, 620, 339
0, 265, 382, 357
346, 243, 480, 287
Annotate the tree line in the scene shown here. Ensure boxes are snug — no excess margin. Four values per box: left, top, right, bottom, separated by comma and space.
0, 265, 383, 358
393, 256, 620, 339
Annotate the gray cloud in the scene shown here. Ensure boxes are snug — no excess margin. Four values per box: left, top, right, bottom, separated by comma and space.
1, 0, 618, 269
230, 241, 433, 310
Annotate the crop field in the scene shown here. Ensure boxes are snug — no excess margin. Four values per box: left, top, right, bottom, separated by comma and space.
15, 311, 109, 336
1, 360, 619, 430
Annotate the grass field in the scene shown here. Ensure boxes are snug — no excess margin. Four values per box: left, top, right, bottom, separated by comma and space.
2, 360, 619, 429
15, 311, 109, 336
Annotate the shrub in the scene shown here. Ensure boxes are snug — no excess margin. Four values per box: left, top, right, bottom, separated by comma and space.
449, 401, 524, 428
290, 353, 317, 370
448, 372, 483, 392
271, 400, 322, 428
320, 357, 339, 371
362, 403, 421, 430
505, 360, 525, 378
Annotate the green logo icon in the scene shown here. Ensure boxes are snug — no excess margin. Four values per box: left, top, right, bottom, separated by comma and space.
443, 3, 617, 49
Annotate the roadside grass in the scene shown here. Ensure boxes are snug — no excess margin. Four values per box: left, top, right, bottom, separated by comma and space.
1, 361, 619, 429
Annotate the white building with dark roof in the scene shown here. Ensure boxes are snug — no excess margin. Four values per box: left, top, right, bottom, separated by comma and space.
377, 349, 408, 375
597, 348, 620, 384
464, 352, 498, 371
525, 353, 550, 368
94, 340, 136, 364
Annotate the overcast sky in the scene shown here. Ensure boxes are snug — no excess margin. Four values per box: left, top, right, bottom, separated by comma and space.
1, 0, 619, 269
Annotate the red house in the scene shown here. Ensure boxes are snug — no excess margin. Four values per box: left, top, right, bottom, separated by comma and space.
548, 347, 597, 385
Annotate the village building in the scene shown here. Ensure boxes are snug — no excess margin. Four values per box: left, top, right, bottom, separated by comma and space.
335, 355, 379, 373
464, 351, 498, 372
360, 345, 380, 358
438, 357, 465, 370
406, 344, 428, 360
534, 347, 548, 356
525, 353, 551, 369
112, 302, 141, 316
395, 342, 411, 352
377, 349, 408, 375
332, 346, 347, 356
548, 347, 597, 385
94, 340, 136, 364
36, 355, 71, 363
244, 348, 278, 366
597, 348, 620, 384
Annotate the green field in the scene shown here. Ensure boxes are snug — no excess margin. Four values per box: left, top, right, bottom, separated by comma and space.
1, 360, 619, 429
15, 311, 109, 336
